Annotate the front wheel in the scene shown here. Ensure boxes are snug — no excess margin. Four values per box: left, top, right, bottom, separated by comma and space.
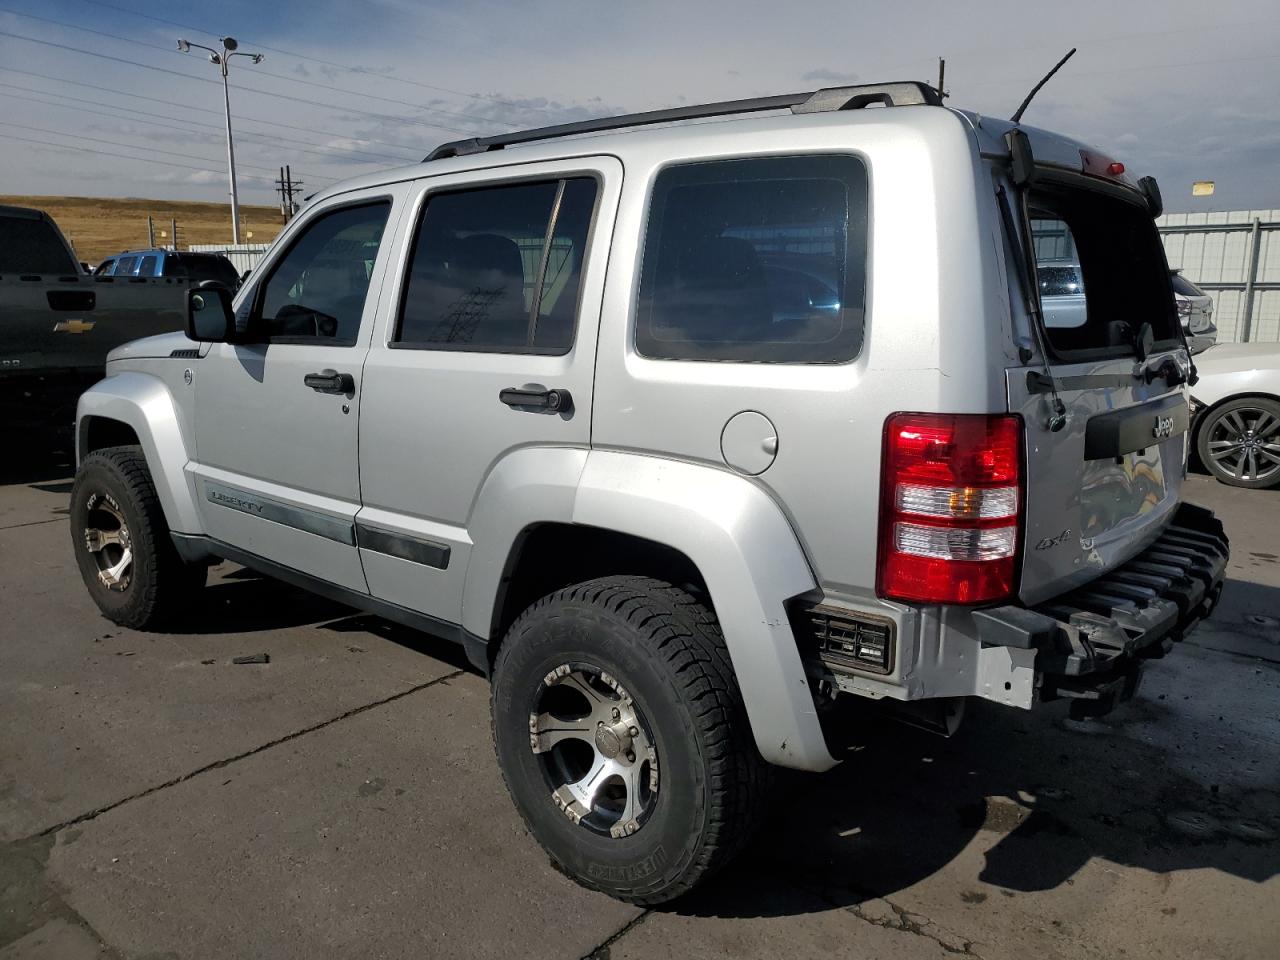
1196, 397, 1280, 489
490, 576, 769, 904
70, 445, 207, 629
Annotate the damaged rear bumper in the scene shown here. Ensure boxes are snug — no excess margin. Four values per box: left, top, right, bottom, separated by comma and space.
974, 503, 1228, 718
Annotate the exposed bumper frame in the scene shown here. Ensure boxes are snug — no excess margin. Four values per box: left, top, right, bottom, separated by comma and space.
975, 503, 1228, 717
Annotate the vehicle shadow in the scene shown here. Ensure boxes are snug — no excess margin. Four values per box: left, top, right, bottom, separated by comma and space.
0, 432, 76, 486
674, 689, 1279, 919
164, 565, 357, 635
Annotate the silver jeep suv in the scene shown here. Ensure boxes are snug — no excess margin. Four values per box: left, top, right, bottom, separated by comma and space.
70, 81, 1228, 904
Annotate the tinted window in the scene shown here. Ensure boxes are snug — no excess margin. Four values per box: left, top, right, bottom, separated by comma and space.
138, 255, 159, 276
177, 254, 240, 286
1170, 274, 1204, 297
397, 177, 598, 353
0, 216, 77, 274
257, 202, 390, 344
636, 155, 867, 363
115, 256, 139, 277
94, 259, 115, 276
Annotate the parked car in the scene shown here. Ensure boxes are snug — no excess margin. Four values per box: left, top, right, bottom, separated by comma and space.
1172, 269, 1216, 354
96, 248, 242, 289
1190, 341, 1280, 488
1037, 260, 1087, 329
0, 205, 190, 434
68, 80, 1227, 904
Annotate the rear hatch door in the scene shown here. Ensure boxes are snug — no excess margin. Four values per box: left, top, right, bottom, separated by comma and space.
1002, 171, 1190, 605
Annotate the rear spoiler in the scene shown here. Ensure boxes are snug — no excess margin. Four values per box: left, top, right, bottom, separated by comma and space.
1005, 129, 1163, 218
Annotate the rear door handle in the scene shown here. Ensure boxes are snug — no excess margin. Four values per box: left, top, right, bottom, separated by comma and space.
303, 369, 354, 394
499, 386, 572, 413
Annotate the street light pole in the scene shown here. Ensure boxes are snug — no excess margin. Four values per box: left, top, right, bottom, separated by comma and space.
177, 36, 263, 245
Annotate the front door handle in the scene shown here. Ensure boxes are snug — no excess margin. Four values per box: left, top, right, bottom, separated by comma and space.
303, 369, 354, 394
499, 386, 572, 413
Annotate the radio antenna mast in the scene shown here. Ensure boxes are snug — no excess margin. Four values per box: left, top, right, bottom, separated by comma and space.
1010, 47, 1076, 124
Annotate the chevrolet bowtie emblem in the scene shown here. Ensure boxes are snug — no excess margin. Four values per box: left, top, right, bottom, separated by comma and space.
53, 319, 96, 334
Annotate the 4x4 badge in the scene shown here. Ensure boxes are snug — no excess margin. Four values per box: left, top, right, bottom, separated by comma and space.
1035, 529, 1072, 550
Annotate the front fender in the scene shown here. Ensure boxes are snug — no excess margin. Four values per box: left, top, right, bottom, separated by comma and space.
76, 372, 202, 534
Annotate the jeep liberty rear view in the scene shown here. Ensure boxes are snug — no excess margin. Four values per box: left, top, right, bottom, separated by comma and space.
70, 80, 1227, 904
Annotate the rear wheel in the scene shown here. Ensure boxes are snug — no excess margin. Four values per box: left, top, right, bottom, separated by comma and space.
490, 576, 769, 904
1197, 397, 1280, 489
70, 445, 207, 629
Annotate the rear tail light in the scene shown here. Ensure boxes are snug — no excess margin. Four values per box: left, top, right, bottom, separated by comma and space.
877, 413, 1023, 605
1176, 298, 1192, 317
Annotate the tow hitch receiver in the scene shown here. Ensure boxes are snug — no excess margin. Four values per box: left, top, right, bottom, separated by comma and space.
974, 503, 1228, 718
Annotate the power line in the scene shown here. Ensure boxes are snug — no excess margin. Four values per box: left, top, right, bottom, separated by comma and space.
0, 29, 491, 137
0, 130, 281, 182
0, 65, 423, 156
0, 120, 332, 181
73, 0, 567, 121
0, 9, 513, 130
0, 84, 409, 167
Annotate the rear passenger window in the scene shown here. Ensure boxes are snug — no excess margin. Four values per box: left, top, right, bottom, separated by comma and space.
115, 256, 139, 277
396, 177, 598, 354
637, 155, 868, 364
138, 255, 159, 276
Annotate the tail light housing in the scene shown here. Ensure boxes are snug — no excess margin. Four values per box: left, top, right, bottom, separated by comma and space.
877, 413, 1024, 605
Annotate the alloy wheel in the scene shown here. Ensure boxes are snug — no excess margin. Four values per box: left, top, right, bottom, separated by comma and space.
83, 492, 133, 591
1205, 407, 1280, 484
529, 664, 659, 839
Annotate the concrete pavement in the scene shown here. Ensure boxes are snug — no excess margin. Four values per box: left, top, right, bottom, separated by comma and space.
1, 453, 1277, 959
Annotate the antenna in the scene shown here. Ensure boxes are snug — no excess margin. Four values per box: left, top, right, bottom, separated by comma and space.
936, 57, 948, 100
1010, 47, 1076, 124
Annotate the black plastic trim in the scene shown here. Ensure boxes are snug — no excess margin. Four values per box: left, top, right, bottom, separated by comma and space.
355, 521, 451, 570
1083, 393, 1188, 460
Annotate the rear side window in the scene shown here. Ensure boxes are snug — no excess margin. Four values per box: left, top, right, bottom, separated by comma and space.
636, 155, 868, 363
396, 177, 598, 354
0, 216, 77, 274
177, 254, 240, 286
1029, 187, 1176, 356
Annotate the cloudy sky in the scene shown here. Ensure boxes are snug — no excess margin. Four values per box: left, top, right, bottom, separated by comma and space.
2, 0, 1278, 212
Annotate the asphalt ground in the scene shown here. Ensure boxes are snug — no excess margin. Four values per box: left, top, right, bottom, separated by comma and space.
1, 443, 1277, 959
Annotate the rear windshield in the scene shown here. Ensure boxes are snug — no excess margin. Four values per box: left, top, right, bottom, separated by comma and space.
1170, 273, 1205, 297
167, 253, 240, 286
1028, 185, 1177, 357
0, 216, 77, 274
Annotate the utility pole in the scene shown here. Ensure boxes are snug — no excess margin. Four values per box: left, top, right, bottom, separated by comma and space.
147, 214, 155, 247
178, 35, 264, 245
170, 217, 178, 251
275, 164, 303, 220
937, 58, 949, 100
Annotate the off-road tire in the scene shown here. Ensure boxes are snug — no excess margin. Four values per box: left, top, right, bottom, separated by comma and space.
490, 575, 770, 904
70, 445, 206, 629
1196, 397, 1280, 490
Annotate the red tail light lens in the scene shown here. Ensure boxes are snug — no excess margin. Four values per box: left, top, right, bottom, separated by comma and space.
877, 413, 1023, 605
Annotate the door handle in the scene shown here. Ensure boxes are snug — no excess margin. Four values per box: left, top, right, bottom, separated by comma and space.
499, 386, 572, 413
303, 369, 354, 394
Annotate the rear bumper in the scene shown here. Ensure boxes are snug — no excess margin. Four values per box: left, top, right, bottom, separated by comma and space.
974, 503, 1228, 717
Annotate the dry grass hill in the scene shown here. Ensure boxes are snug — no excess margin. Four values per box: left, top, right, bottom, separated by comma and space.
0, 195, 285, 265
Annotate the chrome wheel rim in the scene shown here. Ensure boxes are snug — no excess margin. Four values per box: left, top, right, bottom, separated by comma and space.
1206, 407, 1280, 483
530, 664, 659, 839
83, 492, 133, 591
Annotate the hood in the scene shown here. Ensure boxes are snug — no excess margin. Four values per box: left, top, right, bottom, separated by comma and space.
106, 331, 203, 363
1194, 341, 1280, 375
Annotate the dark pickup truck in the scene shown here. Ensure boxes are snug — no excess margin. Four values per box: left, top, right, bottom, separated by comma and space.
1, 204, 189, 438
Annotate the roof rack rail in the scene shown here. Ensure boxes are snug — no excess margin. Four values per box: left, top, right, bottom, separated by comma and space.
423, 80, 942, 161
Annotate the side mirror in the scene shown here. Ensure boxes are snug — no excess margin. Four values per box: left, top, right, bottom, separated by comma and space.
185, 281, 236, 342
